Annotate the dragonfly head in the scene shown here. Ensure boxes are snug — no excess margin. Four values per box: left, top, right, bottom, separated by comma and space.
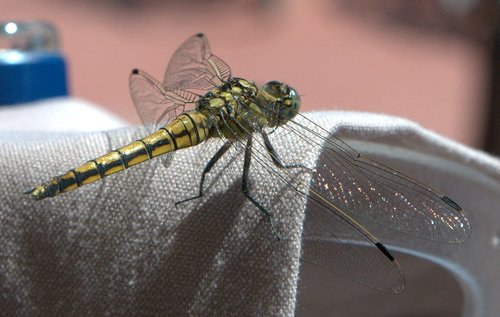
259, 81, 301, 127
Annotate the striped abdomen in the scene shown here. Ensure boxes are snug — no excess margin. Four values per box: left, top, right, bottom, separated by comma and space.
28, 112, 209, 200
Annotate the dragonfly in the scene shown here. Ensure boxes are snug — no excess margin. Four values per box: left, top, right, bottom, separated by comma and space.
27, 33, 470, 293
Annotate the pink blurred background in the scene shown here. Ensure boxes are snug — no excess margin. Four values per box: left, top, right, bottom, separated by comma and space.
1, 0, 495, 147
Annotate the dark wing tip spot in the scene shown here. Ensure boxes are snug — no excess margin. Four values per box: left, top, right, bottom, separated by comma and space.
132, 69, 139, 75
375, 242, 395, 262
442, 196, 462, 211
196, 32, 204, 37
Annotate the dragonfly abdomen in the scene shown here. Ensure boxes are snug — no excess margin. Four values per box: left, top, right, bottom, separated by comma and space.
27, 112, 210, 200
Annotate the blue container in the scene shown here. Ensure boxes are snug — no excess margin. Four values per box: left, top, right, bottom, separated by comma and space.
0, 21, 68, 105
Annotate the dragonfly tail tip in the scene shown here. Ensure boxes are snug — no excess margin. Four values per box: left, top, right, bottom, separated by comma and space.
24, 186, 48, 201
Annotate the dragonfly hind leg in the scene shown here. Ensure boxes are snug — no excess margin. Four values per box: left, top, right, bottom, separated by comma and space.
242, 137, 283, 241
175, 141, 232, 206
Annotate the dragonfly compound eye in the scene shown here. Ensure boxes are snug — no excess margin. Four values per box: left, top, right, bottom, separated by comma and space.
261, 81, 301, 124
278, 85, 300, 124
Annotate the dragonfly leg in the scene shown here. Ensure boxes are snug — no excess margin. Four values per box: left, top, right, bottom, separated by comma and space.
242, 137, 283, 241
175, 141, 232, 206
261, 132, 310, 170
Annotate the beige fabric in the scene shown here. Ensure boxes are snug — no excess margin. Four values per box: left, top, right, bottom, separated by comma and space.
2, 111, 500, 316
0, 128, 304, 316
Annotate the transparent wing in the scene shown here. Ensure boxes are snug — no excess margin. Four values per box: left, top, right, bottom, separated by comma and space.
301, 196, 405, 293
282, 113, 471, 243
129, 69, 199, 167
218, 111, 405, 293
129, 34, 230, 168
164, 33, 231, 93
130, 69, 199, 130
130, 33, 230, 131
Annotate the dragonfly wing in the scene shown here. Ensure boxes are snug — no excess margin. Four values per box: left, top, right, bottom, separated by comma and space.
130, 68, 172, 130
301, 193, 405, 293
286, 114, 471, 243
132, 34, 230, 129
129, 69, 198, 167
164, 33, 231, 92
219, 113, 405, 293
130, 34, 231, 168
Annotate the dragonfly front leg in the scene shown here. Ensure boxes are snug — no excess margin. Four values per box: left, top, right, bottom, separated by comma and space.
175, 141, 232, 206
242, 137, 282, 240
261, 132, 310, 170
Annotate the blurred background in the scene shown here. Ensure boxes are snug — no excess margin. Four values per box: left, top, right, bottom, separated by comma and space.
1, 0, 498, 316
1, 0, 498, 150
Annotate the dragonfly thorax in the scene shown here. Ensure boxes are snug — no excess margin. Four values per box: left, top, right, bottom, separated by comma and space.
198, 78, 270, 137
198, 78, 301, 138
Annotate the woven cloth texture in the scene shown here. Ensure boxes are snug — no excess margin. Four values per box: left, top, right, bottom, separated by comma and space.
0, 124, 306, 316
2, 111, 500, 316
